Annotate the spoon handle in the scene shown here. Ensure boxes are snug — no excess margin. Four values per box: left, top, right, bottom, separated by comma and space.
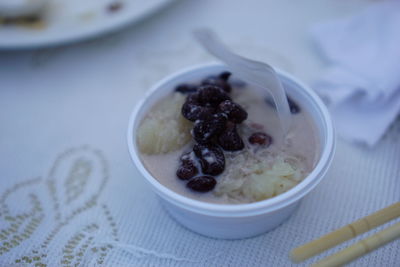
194, 29, 292, 135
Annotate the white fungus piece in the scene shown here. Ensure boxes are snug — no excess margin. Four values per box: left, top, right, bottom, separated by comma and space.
137, 93, 192, 154
214, 150, 306, 202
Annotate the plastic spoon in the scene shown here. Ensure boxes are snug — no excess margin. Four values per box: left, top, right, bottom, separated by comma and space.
194, 29, 292, 137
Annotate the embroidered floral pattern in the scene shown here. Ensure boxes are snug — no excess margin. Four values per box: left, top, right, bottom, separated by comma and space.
0, 146, 118, 266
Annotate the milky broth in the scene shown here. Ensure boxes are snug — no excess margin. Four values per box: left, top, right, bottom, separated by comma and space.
139, 83, 320, 204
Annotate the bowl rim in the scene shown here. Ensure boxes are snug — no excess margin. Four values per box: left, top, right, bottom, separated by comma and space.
127, 62, 335, 216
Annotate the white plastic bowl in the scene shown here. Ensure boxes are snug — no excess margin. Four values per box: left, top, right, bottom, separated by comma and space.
127, 63, 335, 239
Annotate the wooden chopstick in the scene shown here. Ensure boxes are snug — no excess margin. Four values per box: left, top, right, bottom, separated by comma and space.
290, 202, 400, 263
312, 221, 400, 267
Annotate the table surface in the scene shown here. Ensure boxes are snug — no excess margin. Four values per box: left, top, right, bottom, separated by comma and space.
0, 0, 399, 266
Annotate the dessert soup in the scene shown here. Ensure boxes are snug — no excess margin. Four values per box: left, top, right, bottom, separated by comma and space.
137, 72, 320, 204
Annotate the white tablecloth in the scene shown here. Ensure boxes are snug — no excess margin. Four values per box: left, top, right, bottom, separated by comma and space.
0, 1, 399, 266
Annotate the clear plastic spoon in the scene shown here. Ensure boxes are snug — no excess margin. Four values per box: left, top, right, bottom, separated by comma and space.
194, 29, 292, 137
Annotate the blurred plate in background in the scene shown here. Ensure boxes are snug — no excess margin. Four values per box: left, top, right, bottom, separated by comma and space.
0, 0, 174, 49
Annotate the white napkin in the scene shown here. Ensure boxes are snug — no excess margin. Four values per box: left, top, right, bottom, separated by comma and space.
311, 0, 400, 146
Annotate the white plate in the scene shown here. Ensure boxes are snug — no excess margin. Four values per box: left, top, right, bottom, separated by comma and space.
0, 0, 173, 49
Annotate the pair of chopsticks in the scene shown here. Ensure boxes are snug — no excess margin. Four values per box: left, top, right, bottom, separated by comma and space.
290, 202, 400, 266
